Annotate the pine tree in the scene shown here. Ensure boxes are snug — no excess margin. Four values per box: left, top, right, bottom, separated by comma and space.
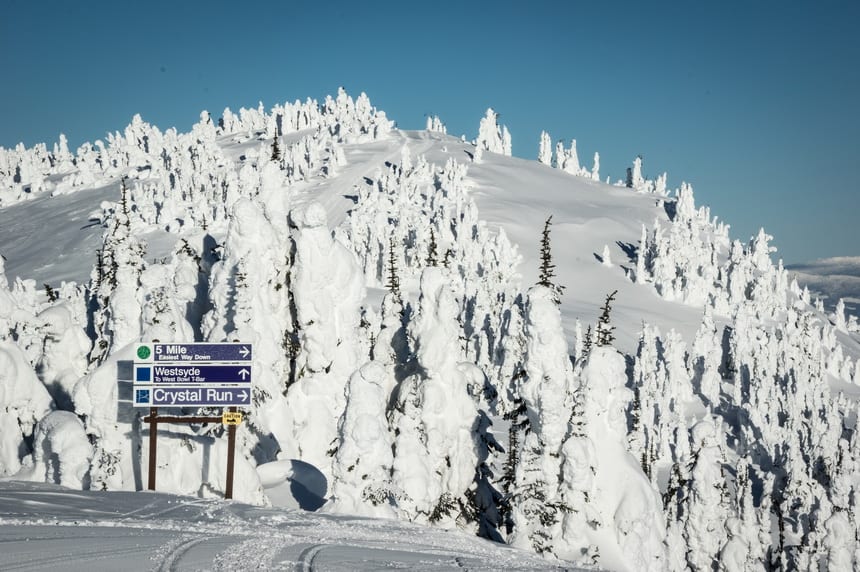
628, 383, 643, 462
500, 397, 528, 535
509, 285, 577, 556
537, 215, 565, 304
386, 237, 402, 303
568, 387, 587, 438
119, 176, 130, 228
284, 249, 301, 392
500, 420, 519, 533
93, 248, 104, 290
271, 132, 281, 161
426, 228, 439, 267
43, 283, 58, 303
582, 324, 593, 357
596, 290, 618, 347
443, 248, 454, 269
88, 190, 146, 366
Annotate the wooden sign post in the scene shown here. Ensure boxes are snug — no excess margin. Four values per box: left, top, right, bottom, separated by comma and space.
143, 408, 240, 498
225, 407, 237, 499
148, 406, 157, 491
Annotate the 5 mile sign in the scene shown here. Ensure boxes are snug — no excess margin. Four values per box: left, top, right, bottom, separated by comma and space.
132, 342, 253, 408
136, 342, 252, 363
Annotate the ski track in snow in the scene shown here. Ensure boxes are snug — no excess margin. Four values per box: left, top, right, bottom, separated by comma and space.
0, 482, 575, 571
0, 525, 170, 571
154, 534, 210, 572
296, 543, 325, 571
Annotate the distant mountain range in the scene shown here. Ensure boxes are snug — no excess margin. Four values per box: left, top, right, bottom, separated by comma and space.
787, 256, 860, 318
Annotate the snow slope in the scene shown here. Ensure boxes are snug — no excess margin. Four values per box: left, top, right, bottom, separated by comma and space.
0, 128, 702, 354
0, 480, 573, 571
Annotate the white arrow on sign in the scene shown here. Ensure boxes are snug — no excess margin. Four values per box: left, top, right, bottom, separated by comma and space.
238, 390, 249, 401
238, 368, 250, 381
240, 346, 250, 358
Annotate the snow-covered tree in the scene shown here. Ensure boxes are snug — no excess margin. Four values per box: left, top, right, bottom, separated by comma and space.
24, 410, 92, 488
595, 290, 617, 347
279, 202, 365, 479
578, 345, 666, 570
327, 362, 398, 517
476, 108, 511, 156
538, 131, 552, 165
691, 306, 722, 406
537, 216, 564, 304
508, 285, 577, 555
674, 418, 730, 570
88, 180, 147, 365
591, 152, 600, 181
833, 298, 848, 332
0, 341, 54, 477
563, 140, 581, 175
626, 155, 643, 189
426, 115, 447, 134
35, 300, 91, 410
201, 198, 292, 465
601, 244, 612, 268
630, 323, 663, 478
388, 267, 493, 534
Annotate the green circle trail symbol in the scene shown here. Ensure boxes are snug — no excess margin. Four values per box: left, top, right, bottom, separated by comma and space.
137, 345, 151, 360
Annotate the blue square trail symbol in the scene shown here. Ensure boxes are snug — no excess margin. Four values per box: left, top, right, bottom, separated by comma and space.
135, 389, 150, 404
136, 367, 151, 382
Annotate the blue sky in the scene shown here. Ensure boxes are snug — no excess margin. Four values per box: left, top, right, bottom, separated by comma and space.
2, 1, 857, 264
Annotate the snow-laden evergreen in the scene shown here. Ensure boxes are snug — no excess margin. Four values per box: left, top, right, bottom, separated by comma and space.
201, 197, 293, 462
389, 267, 490, 527
280, 201, 365, 479
508, 285, 580, 556
25, 410, 92, 488
475, 108, 511, 156
536, 130, 599, 180
622, 155, 668, 195
426, 114, 447, 134
538, 131, 552, 165
326, 361, 397, 517
508, 286, 664, 569
0, 340, 53, 477
89, 180, 148, 365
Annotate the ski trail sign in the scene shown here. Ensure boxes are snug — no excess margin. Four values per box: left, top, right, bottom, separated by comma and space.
135, 342, 252, 363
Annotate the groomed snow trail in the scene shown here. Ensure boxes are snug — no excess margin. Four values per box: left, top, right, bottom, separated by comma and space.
0, 481, 583, 571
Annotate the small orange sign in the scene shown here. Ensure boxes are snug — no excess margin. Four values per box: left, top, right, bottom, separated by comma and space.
222, 411, 243, 425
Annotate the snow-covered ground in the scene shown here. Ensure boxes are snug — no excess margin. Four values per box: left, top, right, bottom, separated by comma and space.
0, 481, 574, 571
